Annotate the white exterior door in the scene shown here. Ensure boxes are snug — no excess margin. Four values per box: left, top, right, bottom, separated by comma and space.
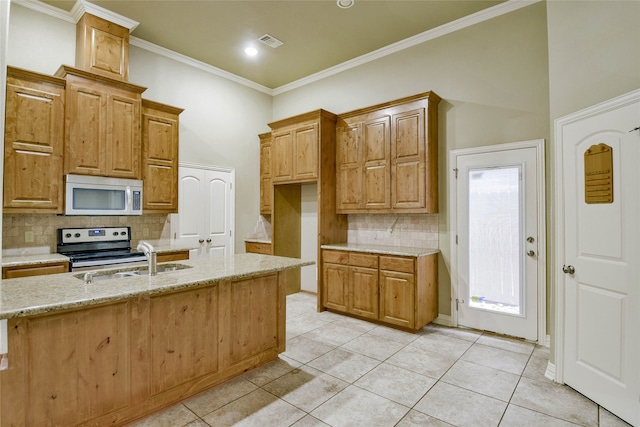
556, 90, 639, 426
450, 140, 545, 342
174, 164, 234, 258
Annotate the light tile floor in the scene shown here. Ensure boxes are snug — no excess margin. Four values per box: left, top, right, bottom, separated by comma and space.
128, 292, 632, 427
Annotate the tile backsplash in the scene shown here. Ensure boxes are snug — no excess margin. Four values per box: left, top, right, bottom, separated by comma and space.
2, 214, 172, 254
348, 213, 438, 248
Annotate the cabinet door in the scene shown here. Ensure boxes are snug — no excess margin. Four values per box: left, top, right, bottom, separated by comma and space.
379, 270, 415, 329
4, 75, 64, 213
150, 287, 218, 394
142, 101, 181, 213
24, 303, 130, 426
336, 123, 362, 211
106, 91, 140, 178
323, 262, 349, 312
293, 123, 318, 180
391, 108, 425, 210
363, 116, 391, 209
272, 130, 293, 182
259, 137, 272, 214
349, 266, 379, 319
65, 78, 106, 175
223, 274, 279, 367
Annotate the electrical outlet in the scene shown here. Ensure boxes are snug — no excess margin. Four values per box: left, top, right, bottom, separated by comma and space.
25, 231, 34, 243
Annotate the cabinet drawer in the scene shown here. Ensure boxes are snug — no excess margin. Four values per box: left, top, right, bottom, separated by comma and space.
323, 250, 349, 265
379, 256, 414, 273
246, 242, 273, 255
349, 253, 378, 268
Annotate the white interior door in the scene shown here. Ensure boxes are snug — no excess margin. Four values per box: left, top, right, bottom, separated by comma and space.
451, 140, 545, 342
173, 164, 234, 258
557, 91, 639, 426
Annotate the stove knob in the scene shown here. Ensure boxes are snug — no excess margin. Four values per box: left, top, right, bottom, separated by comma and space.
113, 231, 119, 236
65, 233, 72, 238
120, 231, 126, 236
74, 233, 81, 238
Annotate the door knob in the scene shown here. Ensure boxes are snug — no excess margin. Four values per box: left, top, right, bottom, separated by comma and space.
527, 250, 536, 257
562, 265, 575, 275
206, 238, 211, 243
198, 239, 204, 244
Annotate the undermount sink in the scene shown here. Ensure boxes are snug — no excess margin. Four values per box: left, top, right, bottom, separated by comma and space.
75, 263, 192, 283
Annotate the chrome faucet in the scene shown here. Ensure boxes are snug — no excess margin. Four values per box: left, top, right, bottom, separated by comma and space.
136, 241, 157, 276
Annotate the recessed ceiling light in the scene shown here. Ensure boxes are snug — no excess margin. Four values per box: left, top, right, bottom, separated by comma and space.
337, 0, 354, 9
244, 47, 258, 57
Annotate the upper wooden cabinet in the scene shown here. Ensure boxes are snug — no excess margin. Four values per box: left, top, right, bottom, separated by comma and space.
259, 132, 272, 215
75, 13, 130, 81
3, 67, 65, 213
336, 92, 441, 214
141, 99, 183, 213
268, 110, 336, 184
56, 65, 146, 179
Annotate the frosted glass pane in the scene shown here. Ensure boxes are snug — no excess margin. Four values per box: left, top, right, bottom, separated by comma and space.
468, 167, 522, 315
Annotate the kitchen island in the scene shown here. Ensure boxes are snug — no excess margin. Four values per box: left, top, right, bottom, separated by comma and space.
0, 253, 311, 426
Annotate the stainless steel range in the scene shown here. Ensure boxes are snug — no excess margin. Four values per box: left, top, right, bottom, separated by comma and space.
57, 227, 147, 271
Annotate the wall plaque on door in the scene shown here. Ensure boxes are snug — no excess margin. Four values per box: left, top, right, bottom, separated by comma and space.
584, 143, 613, 204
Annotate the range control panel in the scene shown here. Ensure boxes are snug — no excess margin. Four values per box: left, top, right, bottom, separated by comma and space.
58, 227, 131, 244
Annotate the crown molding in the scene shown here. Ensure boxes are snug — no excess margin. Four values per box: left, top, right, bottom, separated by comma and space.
273, 0, 541, 94
70, 0, 139, 30
12, 0, 540, 96
129, 37, 273, 95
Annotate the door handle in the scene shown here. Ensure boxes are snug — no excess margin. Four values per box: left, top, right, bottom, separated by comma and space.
527, 250, 536, 257
562, 265, 575, 275
206, 238, 211, 243
198, 239, 204, 244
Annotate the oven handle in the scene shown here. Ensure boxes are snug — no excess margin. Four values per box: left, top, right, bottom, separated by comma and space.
71, 258, 148, 271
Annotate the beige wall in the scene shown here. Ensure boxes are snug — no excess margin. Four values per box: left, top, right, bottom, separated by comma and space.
274, 2, 551, 317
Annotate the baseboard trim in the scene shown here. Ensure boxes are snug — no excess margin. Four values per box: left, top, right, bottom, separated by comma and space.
433, 314, 452, 327
545, 361, 556, 381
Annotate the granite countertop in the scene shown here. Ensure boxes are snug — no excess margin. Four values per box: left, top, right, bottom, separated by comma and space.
244, 238, 272, 244
2, 241, 198, 269
321, 243, 439, 257
2, 253, 70, 268
0, 254, 313, 320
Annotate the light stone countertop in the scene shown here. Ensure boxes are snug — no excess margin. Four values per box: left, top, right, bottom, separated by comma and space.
2, 253, 70, 267
0, 254, 313, 320
2, 241, 198, 269
321, 243, 439, 257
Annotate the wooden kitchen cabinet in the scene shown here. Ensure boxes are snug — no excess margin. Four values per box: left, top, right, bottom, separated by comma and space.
259, 132, 273, 214
2, 261, 69, 279
245, 241, 273, 255
322, 250, 379, 320
3, 67, 65, 213
269, 110, 336, 184
336, 92, 441, 214
2, 271, 285, 426
321, 249, 438, 331
156, 250, 190, 262
75, 13, 130, 81
141, 99, 183, 213
56, 65, 146, 179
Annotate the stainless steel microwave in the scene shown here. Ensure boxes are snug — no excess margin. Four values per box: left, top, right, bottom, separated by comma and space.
65, 174, 143, 216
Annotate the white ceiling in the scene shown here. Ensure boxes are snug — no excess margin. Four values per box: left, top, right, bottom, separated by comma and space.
38, 0, 507, 90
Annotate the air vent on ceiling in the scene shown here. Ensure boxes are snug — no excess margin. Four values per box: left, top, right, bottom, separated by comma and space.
258, 34, 284, 48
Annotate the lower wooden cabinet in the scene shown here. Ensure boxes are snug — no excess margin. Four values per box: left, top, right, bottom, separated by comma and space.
322, 249, 437, 331
1, 272, 285, 426
156, 250, 190, 263
245, 241, 273, 255
2, 262, 69, 279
